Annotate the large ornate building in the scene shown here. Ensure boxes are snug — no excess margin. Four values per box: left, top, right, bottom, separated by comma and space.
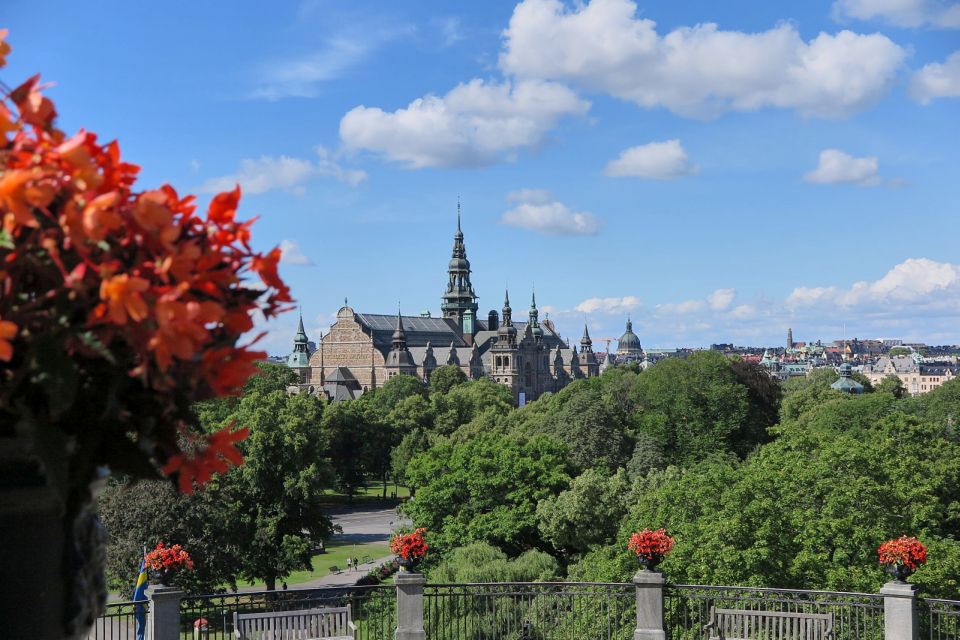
288, 212, 599, 403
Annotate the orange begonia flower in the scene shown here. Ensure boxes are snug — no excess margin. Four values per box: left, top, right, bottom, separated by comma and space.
0, 169, 40, 228
0, 29, 11, 68
99, 273, 150, 324
207, 186, 240, 225
82, 191, 123, 241
0, 318, 17, 362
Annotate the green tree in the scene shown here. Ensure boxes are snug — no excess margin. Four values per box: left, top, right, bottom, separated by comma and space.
226, 390, 335, 590
888, 347, 912, 357
321, 401, 378, 497
362, 373, 426, 418
405, 432, 571, 554
431, 377, 514, 435
430, 542, 559, 583
429, 364, 468, 395
876, 374, 907, 399
391, 428, 432, 487
630, 351, 755, 465
536, 468, 630, 555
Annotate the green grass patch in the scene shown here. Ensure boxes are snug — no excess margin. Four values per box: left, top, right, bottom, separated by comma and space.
234, 540, 392, 589
320, 483, 410, 505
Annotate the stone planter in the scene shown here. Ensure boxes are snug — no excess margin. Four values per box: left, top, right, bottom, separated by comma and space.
397, 556, 420, 572
885, 563, 914, 583
635, 554, 664, 572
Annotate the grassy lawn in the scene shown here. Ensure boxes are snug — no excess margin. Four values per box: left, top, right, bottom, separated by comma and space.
320, 482, 411, 505
235, 540, 392, 589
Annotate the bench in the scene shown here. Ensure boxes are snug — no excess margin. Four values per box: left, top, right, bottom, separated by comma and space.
329, 565, 341, 574
234, 605, 356, 640
704, 607, 833, 640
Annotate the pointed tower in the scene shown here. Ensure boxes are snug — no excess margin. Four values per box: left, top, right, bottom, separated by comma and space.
528, 289, 543, 343
287, 310, 311, 385
787, 327, 794, 350
422, 341, 437, 382
492, 289, 520, 400
497, 289, 517, 348
579, 322, 598, 377
441, 202, 479, 340
385, 308, 417, 378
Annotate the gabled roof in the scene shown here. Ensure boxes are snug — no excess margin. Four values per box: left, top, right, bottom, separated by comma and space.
355, 313, 466, 349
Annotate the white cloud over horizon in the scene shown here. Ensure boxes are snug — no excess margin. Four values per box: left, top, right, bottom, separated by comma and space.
804, 149, 892, 186
339, 79, 589, 168
500, 189, 601, 235
910, 51, 960, 104
199, 147, 367, 195
500, 0, 906, 119
604, 140, 699, 179
832, 0, 960, 28
279, 240, 314, 266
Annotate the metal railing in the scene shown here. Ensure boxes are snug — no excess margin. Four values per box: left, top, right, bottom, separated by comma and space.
423, 582, 636, 640
664, 585, 887, 640
84, 600, 143, 640
179, 584, 396, 640
921, 598, 960, 640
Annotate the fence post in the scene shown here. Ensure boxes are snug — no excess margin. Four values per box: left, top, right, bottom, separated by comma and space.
147, 584, 183, 640
395, 571, 426, 640
881, 580, 918, 640
633, 570, 666, 640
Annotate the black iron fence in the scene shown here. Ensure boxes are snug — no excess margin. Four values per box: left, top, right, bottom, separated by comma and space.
84, 600, 142, 640
921, 598, 960, 640
664, 584, 887, 640
423, 582, 636, 640
179, 585, 395, 640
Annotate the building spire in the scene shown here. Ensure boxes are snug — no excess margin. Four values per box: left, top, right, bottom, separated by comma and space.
457, 195, 461, 234
392, 304, 406, 345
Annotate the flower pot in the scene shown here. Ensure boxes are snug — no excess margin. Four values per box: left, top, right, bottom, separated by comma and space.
636, 554, 663, 572
886, 563, 914, 582
397, 556, 419, 571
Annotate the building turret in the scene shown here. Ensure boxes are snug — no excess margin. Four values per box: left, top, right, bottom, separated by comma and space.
579, 322, 598, 377
529, 289, 543, 342
498, 289, 517, 347
385, 308, 417, 377
441, 202, 479, 337
787, 327, 794, 350
287, 310, 311, 369
447, 341, 460, 366
617, 315, 643, 358
831, 363, 864, 394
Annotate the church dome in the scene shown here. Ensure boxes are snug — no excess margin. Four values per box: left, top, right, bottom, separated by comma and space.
617, 318, 643, 355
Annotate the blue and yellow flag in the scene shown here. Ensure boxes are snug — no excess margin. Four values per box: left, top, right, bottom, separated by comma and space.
132, 555, 149, 640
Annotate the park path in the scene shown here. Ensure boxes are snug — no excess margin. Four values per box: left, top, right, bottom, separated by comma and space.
236, 504, 410, 592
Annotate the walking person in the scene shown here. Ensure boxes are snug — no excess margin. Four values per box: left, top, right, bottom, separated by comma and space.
346, 557, 352, 572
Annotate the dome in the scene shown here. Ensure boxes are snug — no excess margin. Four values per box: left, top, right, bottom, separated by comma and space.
617, 318, 643, 355
449, 256, 470, 270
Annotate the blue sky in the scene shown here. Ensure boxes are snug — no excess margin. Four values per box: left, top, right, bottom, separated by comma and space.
5, 0, 960, 353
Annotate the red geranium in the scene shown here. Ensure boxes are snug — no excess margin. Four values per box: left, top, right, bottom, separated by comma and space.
878, 536, 927, 570
0, 30, 291, 499
628, 528, 675, 562
390, 528, 428, 561
145, 542, 194, 573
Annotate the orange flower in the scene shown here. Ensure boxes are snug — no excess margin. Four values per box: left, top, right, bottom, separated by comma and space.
0, 318, 17, 362
207, 186, 240, 225
99, 273, 150, 324
0, 28, 11, 68
251, 247, 289, 296
0, 169, 39, 228
82, 191, 123, 241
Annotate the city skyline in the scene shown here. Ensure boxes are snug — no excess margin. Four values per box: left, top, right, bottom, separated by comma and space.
5, 0, 958, 351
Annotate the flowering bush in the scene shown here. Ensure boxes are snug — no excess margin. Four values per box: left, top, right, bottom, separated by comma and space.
145, 542, 194, 582
628, 528, 675, 562
390, 528, 429, 562
0, 30, 290, 499
878, 536, 927, 570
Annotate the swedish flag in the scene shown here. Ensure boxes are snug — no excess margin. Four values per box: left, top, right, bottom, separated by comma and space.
132, 555, 149, 640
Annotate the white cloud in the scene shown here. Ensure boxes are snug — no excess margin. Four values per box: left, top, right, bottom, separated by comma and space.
708, 288, 737, 311
787, 258, 960, 309
909, 51, 960, 104
199, 146, 367, 195
339, 79, 589, 168
500, 0, 905, 118
656, 299, 706, 315
804, 149, 883, 186
280, 240, 314, 266
832, 0, 960, 28
574, 296, 641, 314
501, 189, 601, 235
433, 16, 464, 47
604, 140, 698, 179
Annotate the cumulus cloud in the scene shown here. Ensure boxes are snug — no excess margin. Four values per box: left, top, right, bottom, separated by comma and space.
787, 258, 960, 309
708, 288, 737, 311
501, 189, 601, 235
804, 149, 884, 186
199, 146, 367, 195
832, 0, 960, 28
574, 296, 641, 314
656, 299, 706, 315
604, 140, 698, 179
339, 79, 589, 168
500, 0, 905, 118
910, 51, 960, 104
280, 240, 314, 266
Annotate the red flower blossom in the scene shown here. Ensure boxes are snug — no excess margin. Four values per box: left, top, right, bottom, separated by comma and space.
145, 542, 194, 573
878, 536, 927, 570
628, 529, 675, 562
390, 528, 429, 561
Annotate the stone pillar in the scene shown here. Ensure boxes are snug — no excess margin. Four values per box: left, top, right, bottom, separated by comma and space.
395, 571, 426, 640
881, 580, 918, 640
633, 570, 666, 640
147, 584, 183, 640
